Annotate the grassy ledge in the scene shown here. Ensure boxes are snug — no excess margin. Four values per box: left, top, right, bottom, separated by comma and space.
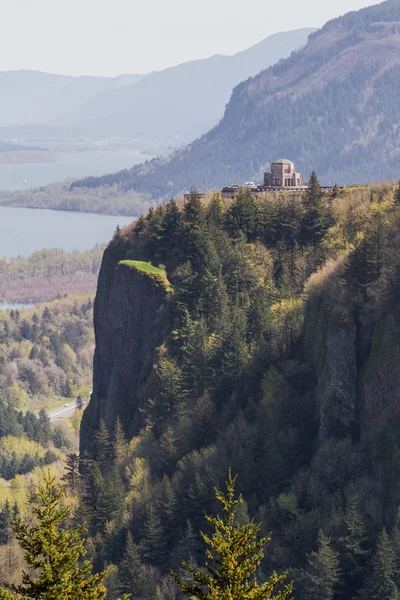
118, 260, 172, 291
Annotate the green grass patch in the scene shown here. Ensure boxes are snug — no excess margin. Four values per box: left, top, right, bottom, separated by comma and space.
119, 260, 166, 275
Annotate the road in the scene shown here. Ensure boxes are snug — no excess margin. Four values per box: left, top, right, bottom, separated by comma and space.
48, 404, 78, 423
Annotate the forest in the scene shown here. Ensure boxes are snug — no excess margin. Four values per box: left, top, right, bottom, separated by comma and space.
0, 295, 94, 410
0, 246, 102, 303
0, 181, 152, 217
62, 175, 400, 599
3, 175, 400, 598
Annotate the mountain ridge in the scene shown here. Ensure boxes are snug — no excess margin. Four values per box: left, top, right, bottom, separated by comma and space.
71, 0, 400, 196
0, 28, 314, 145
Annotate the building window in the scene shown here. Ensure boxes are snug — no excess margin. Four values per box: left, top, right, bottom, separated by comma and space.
275, 179, 281, 186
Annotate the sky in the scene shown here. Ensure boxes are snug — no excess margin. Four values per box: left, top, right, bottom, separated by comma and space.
1, 0, 379, 76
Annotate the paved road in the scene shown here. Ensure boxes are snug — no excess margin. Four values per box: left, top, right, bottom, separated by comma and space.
48, 404, 78, 423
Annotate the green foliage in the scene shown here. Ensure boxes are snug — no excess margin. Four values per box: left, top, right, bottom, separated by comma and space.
360, 529, 400, 600
0, 295, 94, 409
118, 260, 166, 275
173, 471, 293, 600
301, 530, 340, 600
2, 472, 109, 600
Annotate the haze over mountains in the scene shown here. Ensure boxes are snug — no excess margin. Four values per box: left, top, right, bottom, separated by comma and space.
0, 28, 313, 145
72, 0, 400, 196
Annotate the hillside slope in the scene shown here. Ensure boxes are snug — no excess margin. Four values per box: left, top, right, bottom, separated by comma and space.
80, 181, 400, 599
71, 28, 314, 143
0, 70, 143, 127
72, 0, 400, 196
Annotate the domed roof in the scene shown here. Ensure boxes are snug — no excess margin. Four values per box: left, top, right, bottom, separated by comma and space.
274, 158, 294, 164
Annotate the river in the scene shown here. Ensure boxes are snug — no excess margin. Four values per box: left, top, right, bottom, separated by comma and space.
0, 147, 153, 191
0, 206, 134, 257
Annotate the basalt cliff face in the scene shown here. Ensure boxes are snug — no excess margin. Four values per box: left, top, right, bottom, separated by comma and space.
80, 246, 171, 455
303, 258, 400, 447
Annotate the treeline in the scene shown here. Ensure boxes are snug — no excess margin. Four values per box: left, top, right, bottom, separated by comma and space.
0, 246, 103, 303
76, 176, 400, 599
0, 296, 94, 407
0, 181, 152, 217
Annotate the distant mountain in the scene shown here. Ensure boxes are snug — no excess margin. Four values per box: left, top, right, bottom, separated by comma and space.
71, 28, 314, 143
0, 70, 144, 128
71, 0, 400, 197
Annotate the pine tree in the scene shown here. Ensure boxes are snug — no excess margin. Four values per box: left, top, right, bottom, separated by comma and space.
331, 183, 340, 199
159, 475, 177, 544
302, 530, 340, 600
395, 181, 400, 206
112, 417, 126, 466
361, 529, 400, 600
337, 495, 369, 598
159, 199, 182, 262
299, 171, 328, 247
157, 426, 178, 475
207, 192, 226, 229
173, 471, 292, 600
94, 419, 112, 472
0, 500, 12, 545
118, 532, 146, 598
182, 189, 207, 269
171, 519, 201, 570
0, 472, 116, 600
61, 453, 80, 492
227, 189, 258, 241
38, 408, 51, 446
140, 506, 168, 567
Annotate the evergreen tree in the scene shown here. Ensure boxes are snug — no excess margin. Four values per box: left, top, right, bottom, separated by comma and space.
159, 199, 182, 262
94, 420, 112, 472
61, 453, 80, 492
0, 500, 13, 545
331, 183, 340, 199
118, 531, 146, 598
38, 408, 51, 446
1, 472, 115, 600
140, 506, 168, 567
157, 426, 178, 476
159, 475, 177, 544
112, 417, 126, 466
395, 181, 400, 206
182, 189, 207, 269
173, 471, 292, 600
337, 495, 369, 598
207, 192, 227, 229
95, 471, 125, 534
227, 189, 258, 241
361, 529, 400, 600
301, 530, 340, 600
299, 171, 328, 247
171, 519, 201, 570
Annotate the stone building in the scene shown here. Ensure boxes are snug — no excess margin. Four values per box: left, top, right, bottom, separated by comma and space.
264, 159, 302, 188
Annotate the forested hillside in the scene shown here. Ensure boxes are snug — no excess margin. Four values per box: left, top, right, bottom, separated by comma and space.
0, 296, 94, 410
73, 0, 400, 197
0, 246, 102, 303
75, 177, 400, 599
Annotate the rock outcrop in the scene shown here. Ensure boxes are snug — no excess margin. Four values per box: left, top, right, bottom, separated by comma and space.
80, 247, 171, 455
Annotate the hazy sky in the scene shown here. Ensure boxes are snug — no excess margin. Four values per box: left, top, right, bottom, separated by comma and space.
1, 0, 377, 76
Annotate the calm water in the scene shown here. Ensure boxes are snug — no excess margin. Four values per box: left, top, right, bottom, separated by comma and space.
0, 206, 134, 257
0, 303, 34, 311
0, 148, 152, 191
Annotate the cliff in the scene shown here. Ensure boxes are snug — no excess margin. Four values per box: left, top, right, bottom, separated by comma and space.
80, 247, 172, 455
303, 252, 400, 446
